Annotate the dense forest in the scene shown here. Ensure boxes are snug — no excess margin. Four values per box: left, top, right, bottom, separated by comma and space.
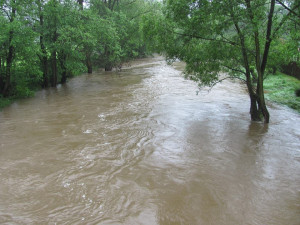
0, 0, 158, 98
1, 0, 299, 122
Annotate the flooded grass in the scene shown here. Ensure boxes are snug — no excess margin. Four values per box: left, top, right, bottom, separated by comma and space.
0, 97, 12, 110
264, 73, 300, 112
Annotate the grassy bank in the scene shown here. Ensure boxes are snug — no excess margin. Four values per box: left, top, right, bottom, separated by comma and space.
264, 73, 300, 113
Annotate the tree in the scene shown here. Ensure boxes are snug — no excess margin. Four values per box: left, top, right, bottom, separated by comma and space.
0, 0, 40, 97
36, 0, 49, 87
90, 0, 152, 71
35, 0, 87, 83
0, 0, 17, 96
143, 0, 300, 123
271, 1, 300, 75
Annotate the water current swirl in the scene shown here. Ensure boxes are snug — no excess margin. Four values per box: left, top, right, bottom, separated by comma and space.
0, 56, 299, 225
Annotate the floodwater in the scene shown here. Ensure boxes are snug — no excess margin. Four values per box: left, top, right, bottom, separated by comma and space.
0, 57, 299, 225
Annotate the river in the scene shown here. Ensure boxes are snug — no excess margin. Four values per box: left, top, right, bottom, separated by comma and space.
0, 57, 299, 225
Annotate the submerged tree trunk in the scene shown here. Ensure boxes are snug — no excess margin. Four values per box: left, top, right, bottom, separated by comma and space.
86, 52, 92, 74
252, 30, 270, 123
0, 57, 2, 91
41, 49, 49, 88
255, 0, 275, 124
61, 71, 67, 84
105, 63, 113, 71
256, 72, 270, 123
51, 50, 57, 87
104, 46, 113, 71
244, 0, 273, 124
59, 52, 67, 84
233, 18, 262, 122
249, 93, 261, 121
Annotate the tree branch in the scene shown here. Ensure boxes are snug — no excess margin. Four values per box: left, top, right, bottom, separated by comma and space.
204, 76, 230, 92
261, 0, 275, 74
130, 10, 152, 20
171, 30, 238, 46
121, 0, 137, 7
222, 64, 247, 75
276, 0, 300, 19
272, 1, 300, 39
0, 7, 11, 20
204, 75, 246, 92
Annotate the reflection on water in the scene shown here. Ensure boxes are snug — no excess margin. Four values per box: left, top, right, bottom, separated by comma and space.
0, 57, 299, 225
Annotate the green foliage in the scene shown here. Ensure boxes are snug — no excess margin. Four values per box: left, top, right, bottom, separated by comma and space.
141, 4, 178, 54
264, 73, 300, 112
0, 0, 41, 96
267, 14, 300, 74
0, 96, 12, 109
0, 0, 154, 107
142, 0, 299, 122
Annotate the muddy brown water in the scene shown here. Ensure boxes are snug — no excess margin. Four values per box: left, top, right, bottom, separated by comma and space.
0, 57, 299, 225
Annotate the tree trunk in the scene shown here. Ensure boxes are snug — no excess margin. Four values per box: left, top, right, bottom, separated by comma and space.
256, 71, 270, 123
41, 52, 48, 88
254, 0, 275, 124
2, 3, 16, 96
50, 19, 58, 87
77, 0, 83, 10
105, 64, 113, 71
249, 93, 261, 121
60, 52, 67, 84
254, 33, 270, 123
49, 0, 58, 87
61, 71, 67, 84
233, 18, 261, 122
0, 57, 3, 92
51, 51, 57, 87
104, 46, 113, 71
86, 52, 92, 73
39, 6, 49, 88
3, 32, 14, 97
111, 0, 118, 11
245, 0, 271, 124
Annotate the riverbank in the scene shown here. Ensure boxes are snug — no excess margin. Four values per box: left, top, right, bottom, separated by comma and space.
0, 90, 35, 110
1, 68, 300, 113
264, 72, 300, 113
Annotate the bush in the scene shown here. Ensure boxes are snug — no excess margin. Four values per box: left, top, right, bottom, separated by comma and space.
0, 96, 12, 110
